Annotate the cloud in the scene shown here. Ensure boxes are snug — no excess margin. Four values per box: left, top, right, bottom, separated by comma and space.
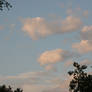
72, 40, 92, 54
0, 71, 56, 87
21, 16, 82, 40
81, 26, 92, 40
61, 16, 82, 32
72, 25, 92, 54
0, 72, 71, 92
38, 49, 73, 65
22, 17, 53, 40
22, 84, 65, 92
6, 71, 54, 80
43, 76, 72, 92
0, 71, 72, 92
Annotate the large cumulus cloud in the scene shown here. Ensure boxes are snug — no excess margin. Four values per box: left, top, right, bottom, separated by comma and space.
21, 16, 82, 40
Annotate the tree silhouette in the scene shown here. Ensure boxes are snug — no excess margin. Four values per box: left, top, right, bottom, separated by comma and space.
0, 0, 12, 11
68, 62, 92, 92
14, 88, 23, 92
0, 85, 23, 92
0, 85, 13, 92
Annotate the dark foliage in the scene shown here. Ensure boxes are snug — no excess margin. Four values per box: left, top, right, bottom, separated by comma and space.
0, 85, 23, 92
68, 62, 92, 92
0, 0, 12, 11
14, 88, 23, 92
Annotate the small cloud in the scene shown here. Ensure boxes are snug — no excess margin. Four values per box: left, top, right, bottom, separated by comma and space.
72, 40, 92, 54
73, 25, 92, 54
38, 49, 73, 65
38, 49, 64, 65
81, 25, 92, 40
61, 16, 82, 32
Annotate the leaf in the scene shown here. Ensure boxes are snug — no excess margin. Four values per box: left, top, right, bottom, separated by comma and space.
68, 71, 74, 76
81, 65, 87, 69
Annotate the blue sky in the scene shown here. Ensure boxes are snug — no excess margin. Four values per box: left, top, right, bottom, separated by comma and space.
0, 0, 92, 92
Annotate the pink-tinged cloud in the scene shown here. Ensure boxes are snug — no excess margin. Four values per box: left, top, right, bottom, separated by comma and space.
61, 16, 82, 32
38, 49, 63, 65
81, 26, 92, 40
43, 76, 73, 92
73, 25, 92, 54
72, 40, 92, 54
38, 49, 73, 65
21, 16, 82, 40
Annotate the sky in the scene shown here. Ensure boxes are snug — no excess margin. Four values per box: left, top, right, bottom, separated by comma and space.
0, 0, 92, 92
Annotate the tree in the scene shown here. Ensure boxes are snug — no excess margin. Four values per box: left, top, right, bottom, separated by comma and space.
14, 88, 23, 92
0, 0, 12, 11
68, 62, 92, 92
0, 85, 23, 92
0, 85, 13, 92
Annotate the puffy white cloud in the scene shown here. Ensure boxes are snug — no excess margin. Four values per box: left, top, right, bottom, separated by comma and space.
38, 49, 73, 65
21, 16, 82, 40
